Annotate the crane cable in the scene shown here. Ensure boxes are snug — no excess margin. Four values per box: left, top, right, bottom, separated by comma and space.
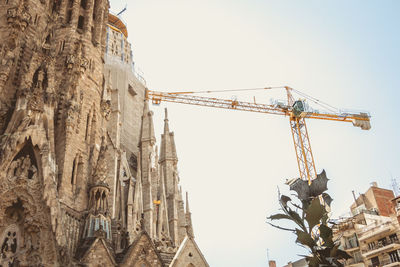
164, 86, 285, 95
156, 86, 341, 114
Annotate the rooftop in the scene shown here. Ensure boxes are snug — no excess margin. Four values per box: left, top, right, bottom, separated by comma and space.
108, 12, 128, 38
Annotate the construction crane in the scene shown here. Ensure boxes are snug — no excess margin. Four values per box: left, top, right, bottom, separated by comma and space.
145, 86, 371, 184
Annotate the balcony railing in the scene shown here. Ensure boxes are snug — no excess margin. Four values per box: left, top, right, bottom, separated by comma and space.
362, 239, 400, 254
358, 221, 395, 241
367, 257, 400, 267
382, 258, 400, 266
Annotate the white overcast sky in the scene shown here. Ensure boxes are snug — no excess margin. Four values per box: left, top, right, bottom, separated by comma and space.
109, 1, 400, 266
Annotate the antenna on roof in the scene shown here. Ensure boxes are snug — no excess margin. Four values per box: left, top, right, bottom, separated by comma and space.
117, 4, 127, 16
391, 175, 399, 197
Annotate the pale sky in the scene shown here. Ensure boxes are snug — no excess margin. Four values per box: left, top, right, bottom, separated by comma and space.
109, 1, 400, 266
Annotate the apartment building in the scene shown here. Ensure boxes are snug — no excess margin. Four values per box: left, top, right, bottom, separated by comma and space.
334, 182, 400, 267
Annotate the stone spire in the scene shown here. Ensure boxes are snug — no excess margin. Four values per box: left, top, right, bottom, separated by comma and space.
185, 192, 194, 238
156, 167, 170, 239
142, 152, 154, 238
139, 101, 156, 238
140, 101, 156, 145
127, 150, 144, 241
92, 136, 108, 184
158, 108, 181, 245
159, 108, 177, 162
83, 136, 112, 240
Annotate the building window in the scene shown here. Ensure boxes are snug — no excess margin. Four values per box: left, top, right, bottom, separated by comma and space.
390, 234, 399, 243
378, 237, 387, 247
346, 234, 358, 249
128, 84, 136, 96
368, 242, 376, 250
371, 256, 379, 267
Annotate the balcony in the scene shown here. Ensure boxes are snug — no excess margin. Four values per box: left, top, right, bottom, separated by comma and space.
358, 221, 395, 242
344, 243, 360, 252
367, 258, 400, 267
362, 239, 400, 259
345, 257, 364, 266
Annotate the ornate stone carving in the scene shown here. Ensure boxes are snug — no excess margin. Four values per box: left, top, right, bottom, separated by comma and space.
100, 99, 111, 120
27, 68, 46, 112
93, 137, 108, 184
6, 155, 37, 181
66, 42, 88, 74
66, 54, 76, 70
0, 44, 16, 91
0, 224, 19, 267
7, 2, 31, 31
80, 57, 89, 73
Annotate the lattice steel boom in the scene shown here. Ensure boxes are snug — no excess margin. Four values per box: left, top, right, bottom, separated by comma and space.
145, 87, 371, 183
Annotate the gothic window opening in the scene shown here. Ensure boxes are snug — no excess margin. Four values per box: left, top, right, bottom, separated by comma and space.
52, 0, 60, 13
89, 113, 97, 147
95, 190, 101, 201
71, 156, 77, 186
130, 154, 137, 172
66, 10, 72, 24
60, 40, 65, 53
80, 0, 87, 9
85, 113, 90, 140
128, 84, 136, 97
34, 14, 39, 25
93, 0, 99, 17
77, 16, 84, 30
45, 34, 51, 45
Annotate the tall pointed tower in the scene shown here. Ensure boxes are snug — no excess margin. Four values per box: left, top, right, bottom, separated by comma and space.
0, 0, 111, 264
0, 1, 209, 265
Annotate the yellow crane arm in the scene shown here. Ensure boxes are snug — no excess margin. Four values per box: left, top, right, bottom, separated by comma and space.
146, 90, 287, 115
146, 89, 371, 130
145, 87, 371, 183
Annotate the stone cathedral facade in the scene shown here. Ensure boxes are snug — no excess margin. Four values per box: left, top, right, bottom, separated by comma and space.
0, 0, 208, 266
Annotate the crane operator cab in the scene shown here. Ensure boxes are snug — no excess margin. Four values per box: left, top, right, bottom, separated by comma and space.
292, 100, 307, 118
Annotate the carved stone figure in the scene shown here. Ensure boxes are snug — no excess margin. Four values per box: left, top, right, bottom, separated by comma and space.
20, 155, 31, 178
7, 158, 21, 179
29, 164, 37, 180
0, 225, 19, 267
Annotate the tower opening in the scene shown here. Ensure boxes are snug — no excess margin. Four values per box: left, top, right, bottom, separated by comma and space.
78, 16, 85, 30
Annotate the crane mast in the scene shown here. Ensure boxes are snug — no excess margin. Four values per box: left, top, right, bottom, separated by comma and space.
145, 87, 371, 183
285, 87, 317, 183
